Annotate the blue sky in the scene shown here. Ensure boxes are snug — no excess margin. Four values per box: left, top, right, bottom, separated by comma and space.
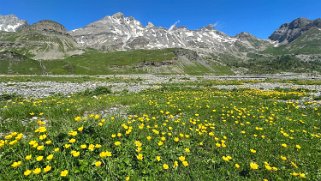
1, 0, 321, 39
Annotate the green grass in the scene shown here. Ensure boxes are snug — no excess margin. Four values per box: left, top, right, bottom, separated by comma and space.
1, 48, 236, 75
231, 54, 321, 74
265, 79, 321, 85
0, 83, 320, 180
0, 59, 42, 74
43, 49, 177, 74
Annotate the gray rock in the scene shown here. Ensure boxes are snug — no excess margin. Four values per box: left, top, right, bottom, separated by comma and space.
269, 17, 321, 44
0, 15, 27, 32
69, 12, 269, 54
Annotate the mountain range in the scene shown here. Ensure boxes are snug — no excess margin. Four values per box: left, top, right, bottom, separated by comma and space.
0, 13, 321, 75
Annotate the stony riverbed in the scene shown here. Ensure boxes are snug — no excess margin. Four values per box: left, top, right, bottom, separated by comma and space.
0, 74, 321, 98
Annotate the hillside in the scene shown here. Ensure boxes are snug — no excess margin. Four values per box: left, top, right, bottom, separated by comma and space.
0, 48, 233, 75
0, 20, 82, 60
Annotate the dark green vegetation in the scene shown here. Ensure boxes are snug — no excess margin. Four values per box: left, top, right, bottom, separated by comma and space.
230, 54, 321, 74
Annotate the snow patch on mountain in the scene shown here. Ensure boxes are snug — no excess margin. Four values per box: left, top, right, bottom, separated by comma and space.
0, 15, 27, 32
69, 12, 268, 53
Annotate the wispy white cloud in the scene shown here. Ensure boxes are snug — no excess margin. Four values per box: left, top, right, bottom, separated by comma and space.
168, 20, 180, 31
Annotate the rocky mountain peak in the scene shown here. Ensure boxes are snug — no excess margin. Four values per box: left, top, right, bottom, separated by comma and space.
112, 12, 125, 19
269, 17, 321, 44
235, 32, 255, 39
200, 24, 215, 31
69, 12, 266, 52
146, 22, 155, 28
20, 20, 68, 35
0, 14, 27, 32
288, 17, 312, 29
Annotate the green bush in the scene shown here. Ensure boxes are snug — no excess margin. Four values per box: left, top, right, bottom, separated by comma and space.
82, 86, 112, 96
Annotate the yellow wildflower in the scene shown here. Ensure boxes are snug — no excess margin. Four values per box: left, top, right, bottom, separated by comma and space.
136, 153, 143, 161
24, 170, 32, 176
37, 145, 45, 151
235, 163, 240, 169
39, 134, 47, 140
68, 131, 77, 137
47, 154, 54, 161
163, 164, 169, 170
182, 161, 189, 167
78, 126, 84, 132
36, 156, 44, 161
71, 151, 80, 157
74, 116, 82, 122
44, 165, 52, 173
69, 138, 76, 143
179, 156, 186, 162
250, 162, 259, 170
60, 170, 68, 177
281, 143, 287, 148
25, 155, 32, 161
114, 141, 121, 146
99, 151, 112, 158
35, 127, 46, 133
146, 136, 152, 141
95, 161, 102, 167
11, 161, 22, 168
174, 137, 180, 142
299, 173, 306, 179
88, 144, 95, 151
280, 155, 287, 161
222, 155, 232, 162
33, 168, 41, 175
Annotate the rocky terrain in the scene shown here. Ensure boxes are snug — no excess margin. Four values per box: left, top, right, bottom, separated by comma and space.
0, 19, 81, 60
0, 15, 27, 32
1, 74, 321, 98
70, 12, 267, 55
20, 20, 68, 35
270, 17, 321, 44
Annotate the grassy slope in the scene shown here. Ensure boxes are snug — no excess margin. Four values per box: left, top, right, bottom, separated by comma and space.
43, 49, 177, 74
0, 31, 77, 57
1, 48, 233, 75
0, 60, 43, 74
263, 28, 321, 55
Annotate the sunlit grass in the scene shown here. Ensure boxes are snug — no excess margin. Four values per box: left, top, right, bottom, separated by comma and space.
0, 86, 320, 180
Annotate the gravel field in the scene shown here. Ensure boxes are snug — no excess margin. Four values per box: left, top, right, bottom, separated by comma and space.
0, 74, 321, 98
